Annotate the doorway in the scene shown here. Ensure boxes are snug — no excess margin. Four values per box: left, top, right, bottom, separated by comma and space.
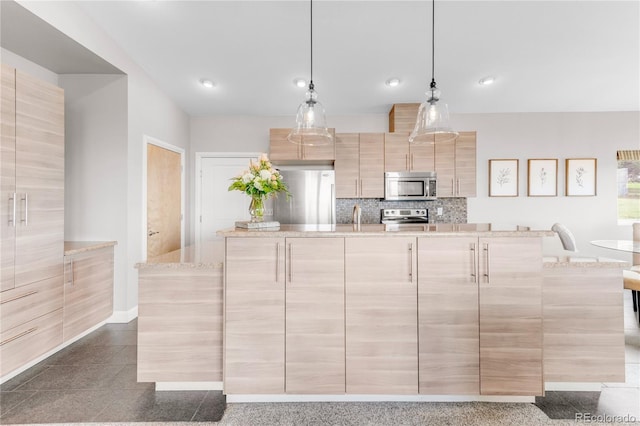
195, 153, 261, 244
144, 136, 185, 259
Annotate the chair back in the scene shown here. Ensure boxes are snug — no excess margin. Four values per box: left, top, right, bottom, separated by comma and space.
551, 223, 578, 252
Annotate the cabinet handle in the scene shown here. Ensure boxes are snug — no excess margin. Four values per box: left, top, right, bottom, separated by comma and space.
1, 290, 38, 305
288, 243, 293, 283
470, 243, 477, 283
411, 154, 414, 170
275, 242, 280, 282
405, 154, 409, 171
456, 179, 460, 196
408, 243, 413, 283
450, 179, 454, 196
64, 258, 75, 286
360, 179, 363, 196
8, 193, 16, 226
355, 179, 358, 196
483, 243, 490, 283
20, 193, 28, 225
0, 327, 37, 346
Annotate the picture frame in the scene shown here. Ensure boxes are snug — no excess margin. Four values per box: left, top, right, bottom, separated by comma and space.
489, 159, 519, 197
527, 159, 558, 196
565, 158, 597, 196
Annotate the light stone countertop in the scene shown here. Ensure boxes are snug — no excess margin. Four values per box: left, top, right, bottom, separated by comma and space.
217, 223, 556, 238
135, 239, 224, 270
543, 255, 629, 269
64, 241, 117, 256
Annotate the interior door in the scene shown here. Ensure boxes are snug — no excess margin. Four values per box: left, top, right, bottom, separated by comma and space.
198, 156, 256, 244
146, 143, 181, 258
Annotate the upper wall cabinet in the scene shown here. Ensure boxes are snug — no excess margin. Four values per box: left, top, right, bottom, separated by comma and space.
269, 128, 336, 163
1, 65, 65, 291
388, 103, 420, 133
384, 133, 435, 173
335, 133, 384, 198
435, 131, 476, 198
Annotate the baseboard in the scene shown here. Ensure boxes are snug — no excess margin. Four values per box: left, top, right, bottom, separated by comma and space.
108, 306, 138, 323
156, 382, 223, 391
226, 394, 535, 403
545, 382, 603, 391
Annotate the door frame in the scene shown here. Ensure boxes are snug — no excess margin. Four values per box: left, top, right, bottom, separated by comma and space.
142, 135, 185, 260
194, 152, 261, 244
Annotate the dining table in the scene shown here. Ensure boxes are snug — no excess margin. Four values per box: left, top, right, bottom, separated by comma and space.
590, 240, 640, 254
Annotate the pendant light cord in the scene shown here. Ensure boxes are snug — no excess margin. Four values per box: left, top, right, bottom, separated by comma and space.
431, 0, 436, 87
310, 0, 314, 85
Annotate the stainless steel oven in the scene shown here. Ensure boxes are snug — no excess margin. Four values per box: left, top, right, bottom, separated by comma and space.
384, 171, 437, 201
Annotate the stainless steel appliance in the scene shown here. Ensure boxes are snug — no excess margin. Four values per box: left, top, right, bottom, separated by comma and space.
380, 208, 429, 224
272, 170, 335, 224
384, 171, 437, 201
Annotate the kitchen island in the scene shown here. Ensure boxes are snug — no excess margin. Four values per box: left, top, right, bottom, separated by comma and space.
135, 225, 627, 400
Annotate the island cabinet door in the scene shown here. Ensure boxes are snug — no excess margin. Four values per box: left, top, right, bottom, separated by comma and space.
285, 237, 345, 394
417, 236, 480, 395
345, 237, 418, 394
224, 237, 286, 394
478, 237, 543, 396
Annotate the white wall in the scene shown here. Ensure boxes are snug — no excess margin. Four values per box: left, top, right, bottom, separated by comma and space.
1, 47, 57, 84
191, 111, 639, 263
59, 74, 129, 312
19, 1, 190, 317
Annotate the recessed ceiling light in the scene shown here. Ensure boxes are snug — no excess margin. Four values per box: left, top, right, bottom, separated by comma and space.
200, 79, 215, 89
385, 78, 401, 87
478, 76, 496, 86
293, 78, 307, 88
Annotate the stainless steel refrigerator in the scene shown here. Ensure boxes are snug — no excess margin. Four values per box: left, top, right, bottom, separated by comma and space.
272, 170, 335, 224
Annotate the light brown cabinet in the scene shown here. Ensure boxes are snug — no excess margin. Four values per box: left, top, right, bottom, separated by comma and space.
269, 128, 335, 163
388, 103, 420, 133
63, 246, 114, 342
335, 133, 384, 198
418, 236, 543, 396
0, 64, 64, 378
224, 237, 286, 394
224, 237, 345, 395
418, 236, 480, 395
435, 131, 476, 197
286, 237, 345, 394
345, 237, 417, 394
384, 133, 435, 172
138, 265, 222, 383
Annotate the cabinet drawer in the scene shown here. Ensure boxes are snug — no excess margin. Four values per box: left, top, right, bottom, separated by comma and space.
0, 275, 63, 333
0, 308, 63, 376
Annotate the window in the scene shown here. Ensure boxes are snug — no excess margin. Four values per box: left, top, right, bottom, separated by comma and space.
617, 150, 640, 222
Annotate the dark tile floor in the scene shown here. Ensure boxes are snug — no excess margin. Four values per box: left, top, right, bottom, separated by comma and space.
534, 290, 640, 421
0, 319, 226, 424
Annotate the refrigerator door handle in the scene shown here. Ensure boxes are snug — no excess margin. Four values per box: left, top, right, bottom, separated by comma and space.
330, 183, 335, 224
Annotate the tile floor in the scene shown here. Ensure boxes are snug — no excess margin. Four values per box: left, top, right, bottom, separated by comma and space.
1, 292, 639, 424
0, 319, 226, 423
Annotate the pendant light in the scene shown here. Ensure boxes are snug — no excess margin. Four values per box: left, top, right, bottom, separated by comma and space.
287, 0, 333, 146
409, 0, 458, 144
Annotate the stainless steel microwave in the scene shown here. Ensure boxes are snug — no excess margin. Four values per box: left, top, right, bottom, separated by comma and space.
384, 171, 437, 201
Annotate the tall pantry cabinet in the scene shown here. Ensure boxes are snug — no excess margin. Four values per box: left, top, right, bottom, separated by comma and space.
0, 64, 65, 376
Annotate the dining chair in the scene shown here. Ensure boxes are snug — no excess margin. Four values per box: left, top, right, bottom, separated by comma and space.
623, 223, 640, 323
551, 223, 578, 252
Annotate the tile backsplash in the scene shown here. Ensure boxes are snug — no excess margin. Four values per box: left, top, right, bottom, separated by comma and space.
336, 198, 467, 224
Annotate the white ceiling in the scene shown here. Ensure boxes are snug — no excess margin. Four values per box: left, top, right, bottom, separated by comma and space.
11, 1, 640, 116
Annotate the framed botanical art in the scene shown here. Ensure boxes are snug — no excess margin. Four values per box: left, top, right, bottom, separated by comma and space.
489, 159, 519, 197
527, 159, 558, 196
566, 158, 597, 196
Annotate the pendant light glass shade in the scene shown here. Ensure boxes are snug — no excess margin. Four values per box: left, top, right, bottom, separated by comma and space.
287, 0, 332, 146
410, 0, 458, 145
287, 82, 332, 145
409, 81, 458, 144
